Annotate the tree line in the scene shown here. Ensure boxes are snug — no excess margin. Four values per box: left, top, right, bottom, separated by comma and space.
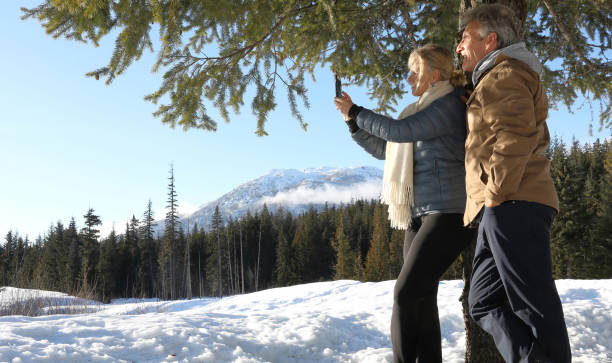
1, 138, 611, 302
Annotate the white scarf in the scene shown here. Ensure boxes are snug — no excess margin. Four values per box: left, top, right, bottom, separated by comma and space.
381, 80, 454, 229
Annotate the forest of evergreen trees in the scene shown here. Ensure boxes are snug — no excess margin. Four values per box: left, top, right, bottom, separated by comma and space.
1, 138, 611, 302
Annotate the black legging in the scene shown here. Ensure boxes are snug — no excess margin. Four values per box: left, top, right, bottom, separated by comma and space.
391, 213, 474, 363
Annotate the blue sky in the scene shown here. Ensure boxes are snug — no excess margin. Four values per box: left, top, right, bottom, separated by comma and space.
1, 1, 609, 240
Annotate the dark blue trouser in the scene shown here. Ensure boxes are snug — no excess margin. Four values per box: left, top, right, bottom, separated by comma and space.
469, 201, 571, 363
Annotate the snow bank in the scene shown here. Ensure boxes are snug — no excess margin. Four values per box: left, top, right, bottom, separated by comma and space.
0, 279, 610, 362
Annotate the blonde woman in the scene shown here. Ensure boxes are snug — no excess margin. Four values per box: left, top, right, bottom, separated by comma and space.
335, 44, 474, 363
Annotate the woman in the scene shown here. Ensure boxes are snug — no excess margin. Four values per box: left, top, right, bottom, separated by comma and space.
334, 44, 474, 363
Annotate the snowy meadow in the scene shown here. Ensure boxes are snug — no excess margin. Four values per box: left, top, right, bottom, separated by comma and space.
1, 280, 611, 363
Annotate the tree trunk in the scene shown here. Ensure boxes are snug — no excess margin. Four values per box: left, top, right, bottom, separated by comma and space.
198, 250, 202, 297
234, 233, 238, 293
240, 225, 245, 294
461, 237, 504, 363
460, 0, 527, 24
256, 226, 262, 292
226, 230, 234, 295
217, 230, 222, 298
184, 237, 192, 300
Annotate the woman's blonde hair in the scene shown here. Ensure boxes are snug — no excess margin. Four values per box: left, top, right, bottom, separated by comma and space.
408, 44, 466, 87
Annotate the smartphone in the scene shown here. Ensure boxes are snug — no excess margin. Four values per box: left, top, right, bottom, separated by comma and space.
335, 76, 342, 98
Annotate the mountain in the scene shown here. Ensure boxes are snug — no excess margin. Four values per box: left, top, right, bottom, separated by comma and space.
155, 166, 382, 235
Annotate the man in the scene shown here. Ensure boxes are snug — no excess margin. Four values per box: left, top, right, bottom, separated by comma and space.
456, 4, 571, 363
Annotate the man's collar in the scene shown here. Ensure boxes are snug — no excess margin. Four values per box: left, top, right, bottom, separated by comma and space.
472, 47, 504, 86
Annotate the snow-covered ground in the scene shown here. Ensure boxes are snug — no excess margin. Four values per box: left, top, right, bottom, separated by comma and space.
1, 280, 611, 362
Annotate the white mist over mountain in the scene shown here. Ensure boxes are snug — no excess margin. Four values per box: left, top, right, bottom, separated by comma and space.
154, 166, 382, 235
260, 181, 380, 206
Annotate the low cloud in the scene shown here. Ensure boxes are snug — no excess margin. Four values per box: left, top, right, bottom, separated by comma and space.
178, 201, 199, 216
260, 180, 381, 206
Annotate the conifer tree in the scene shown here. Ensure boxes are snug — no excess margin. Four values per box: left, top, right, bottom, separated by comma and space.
275, 224, 294, 286
21, 1, 610, 134
2, 231, 17, 286
65, 218, 81, 292
38, 223, 66, 291
123, 215, 140, 296
256, 204, 276, 291
291, 208, 321, 283
595, 142, 612, 278
18, 236, 39, 290
569, 141, 590, 277
184, 226, 193, 299
176, 226, 188, 297
388, 228, 404, 278
82, 208, 102, 241
139, 199, 158, 297
98, 228, 118, 303
12, 234, 25, 286
583, 140, 610, 277
207, 205, 223, 297
550, 139, 589, 278
331, 213, 355, 280
364, 204, 391, 282
317, 204, 336, 280
241, 213, 253, 292
80, 209, 101, 292
127, 216, 140, 254
255, 214, 262, 292
140, 199, 157, 241
352, 249, 364, 282
549, 137, 571, 278
160, 165, 180, 299
190, 223, 207, 297
0, 234, 7, 286
225, 219, 236, 295
355, 200, 376, 261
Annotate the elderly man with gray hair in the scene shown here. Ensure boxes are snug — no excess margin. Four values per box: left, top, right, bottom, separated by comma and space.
456, 4, 571, 363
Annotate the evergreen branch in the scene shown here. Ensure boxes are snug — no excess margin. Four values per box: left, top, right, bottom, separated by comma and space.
541, 0, 599, 72
400, 1, 419, 48
586, 43, 612, 51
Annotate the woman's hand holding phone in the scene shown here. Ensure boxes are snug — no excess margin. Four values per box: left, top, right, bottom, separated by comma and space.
334, 91, 353, 121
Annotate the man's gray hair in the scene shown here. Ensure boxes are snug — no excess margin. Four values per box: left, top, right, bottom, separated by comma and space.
460, 4, 522, 49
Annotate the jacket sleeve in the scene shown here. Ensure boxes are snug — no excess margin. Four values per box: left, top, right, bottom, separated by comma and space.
351, 129, 386, 160
481, 66, 539, 204
354, 94, 464, 143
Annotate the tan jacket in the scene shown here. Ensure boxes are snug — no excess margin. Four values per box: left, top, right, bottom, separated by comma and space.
464, 54, 559, 226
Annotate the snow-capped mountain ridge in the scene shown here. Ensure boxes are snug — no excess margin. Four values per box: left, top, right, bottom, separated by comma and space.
155, 166, 382, 234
